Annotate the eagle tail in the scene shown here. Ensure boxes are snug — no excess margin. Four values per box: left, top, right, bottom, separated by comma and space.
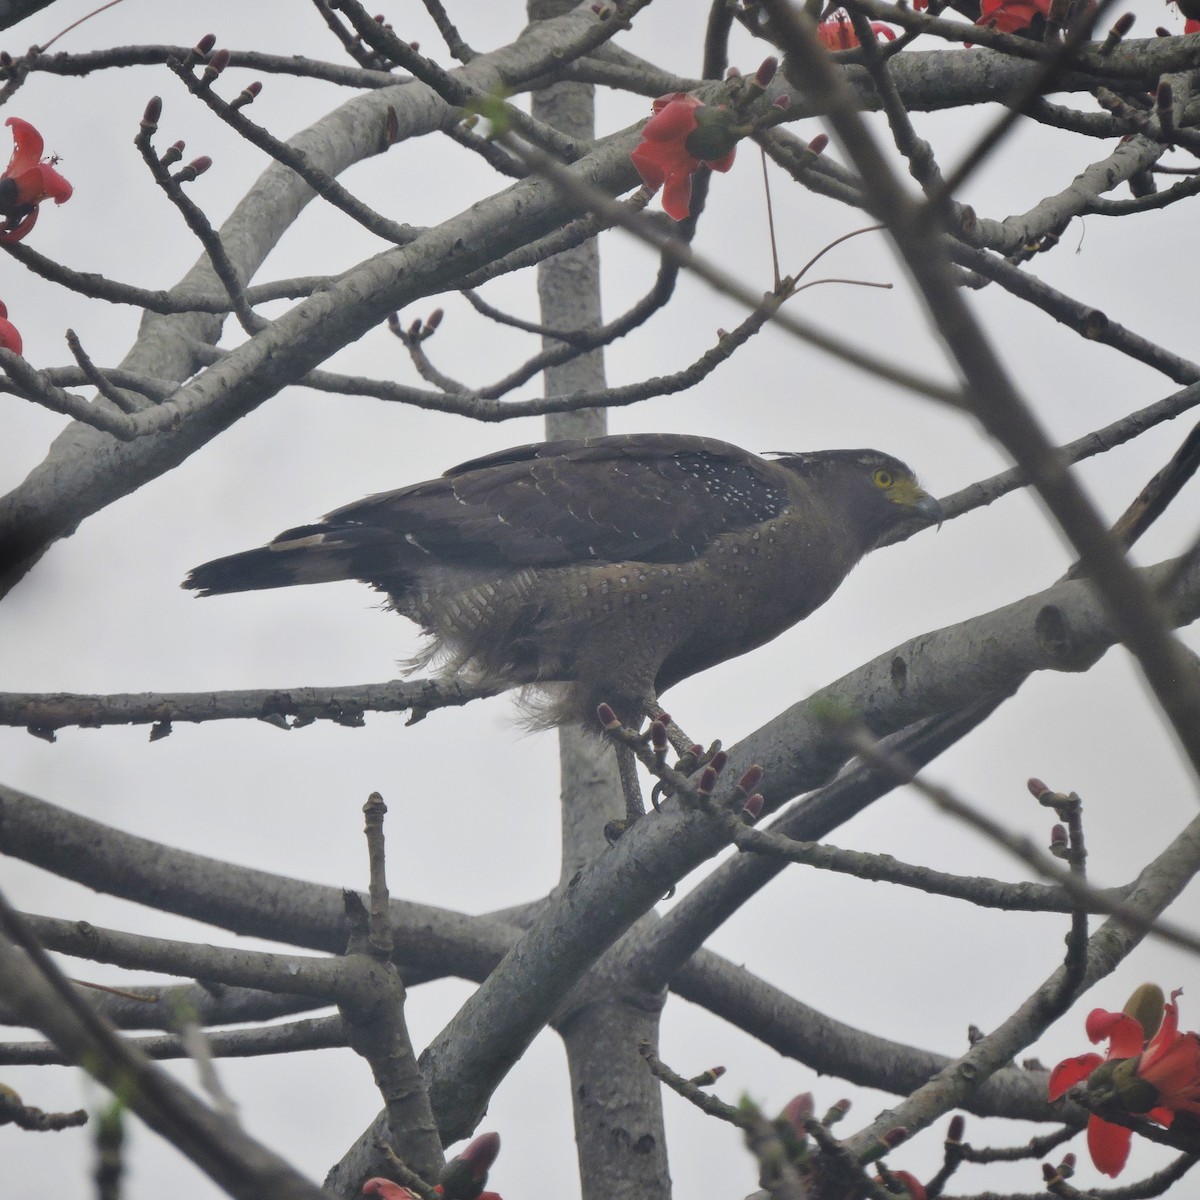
183, 524, 384, 596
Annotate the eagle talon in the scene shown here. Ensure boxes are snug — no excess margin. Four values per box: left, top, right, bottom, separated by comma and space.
604, 818, 630, 844
650, 780, 670, 811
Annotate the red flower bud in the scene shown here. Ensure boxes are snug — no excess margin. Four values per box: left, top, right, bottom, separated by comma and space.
439, 1132, 501, 1200
876, 1168, 926, 1199
142, 96, 163, 127
740, 793, 764, 823
195, 33, 217, 56
596, 703, 620, 731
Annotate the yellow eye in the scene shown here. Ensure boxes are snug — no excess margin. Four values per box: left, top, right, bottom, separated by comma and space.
873, 468, 894, 489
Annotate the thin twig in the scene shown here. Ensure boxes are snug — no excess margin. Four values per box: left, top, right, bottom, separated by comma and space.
167, 52, 419, 246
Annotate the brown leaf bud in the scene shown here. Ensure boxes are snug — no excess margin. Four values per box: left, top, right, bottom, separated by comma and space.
202, 48, 230, 83
231, 81, 262, 111
779, 1093, 815, 1133
697, 765, 718, 796
946, 1114, 965, 1143
1026, 777, 1050, 799
737, 764, 764, 795
161, 140, 186, 167
195, 33, 217, 56
1099, 11, 1135, 53
740, 794, 764, 823
426, 307, 444, 331
174, 155, 212, 183
142, 96, 163, 128
881, 1125, 909, 1147
808, 133, 829, 155
596, 703, 620, 731
709, 749, 727, 775
755, 56, 778, 87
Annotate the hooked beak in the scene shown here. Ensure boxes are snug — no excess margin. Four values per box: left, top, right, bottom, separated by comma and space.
912, 490, 944, 531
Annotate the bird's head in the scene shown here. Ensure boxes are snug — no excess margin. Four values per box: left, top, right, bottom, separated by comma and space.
770, 448, 943, 549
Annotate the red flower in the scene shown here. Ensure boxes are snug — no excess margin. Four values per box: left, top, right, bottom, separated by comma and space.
1187, 17, 1200, 31
816, 12, 898, 49
1049, 987, 1200, 1177
0, 118, 72, 243
363, 1182, 414, 1200
1134, 992, 1200, 1119
630, 93, 737, 220
975, 0, 1051, 33
0, 300, 22, 355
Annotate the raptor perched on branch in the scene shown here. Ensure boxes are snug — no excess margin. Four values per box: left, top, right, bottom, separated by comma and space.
185, 433, 941, 788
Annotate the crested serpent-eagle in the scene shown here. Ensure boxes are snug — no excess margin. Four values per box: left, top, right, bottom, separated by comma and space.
184, 433, 941, 751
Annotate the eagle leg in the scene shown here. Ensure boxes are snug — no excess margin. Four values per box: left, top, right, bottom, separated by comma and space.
616, 741, 646, 826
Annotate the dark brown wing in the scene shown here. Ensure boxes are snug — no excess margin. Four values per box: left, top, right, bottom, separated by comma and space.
325, 433, 791, 567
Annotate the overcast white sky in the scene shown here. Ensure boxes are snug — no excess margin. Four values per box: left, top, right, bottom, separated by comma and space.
2, 2, 1200, 1198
